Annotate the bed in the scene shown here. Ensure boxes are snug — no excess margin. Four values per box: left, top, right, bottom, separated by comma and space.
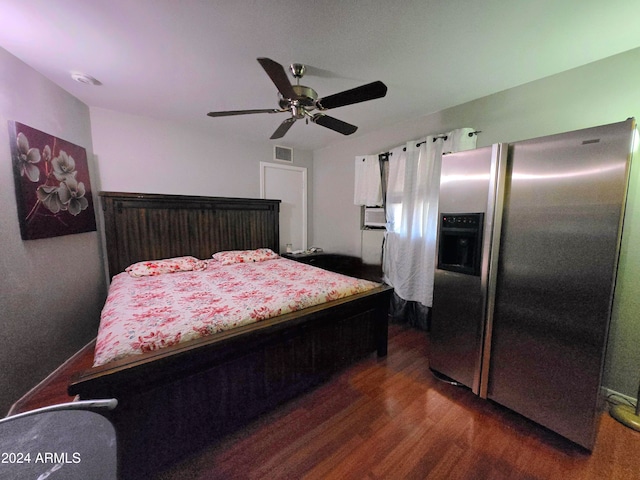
68, 192, 393, 479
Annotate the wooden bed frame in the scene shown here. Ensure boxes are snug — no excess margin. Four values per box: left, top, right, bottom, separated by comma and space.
69, 192, 392, 479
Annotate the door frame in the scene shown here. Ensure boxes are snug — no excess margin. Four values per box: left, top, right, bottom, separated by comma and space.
259, 161, 307, 251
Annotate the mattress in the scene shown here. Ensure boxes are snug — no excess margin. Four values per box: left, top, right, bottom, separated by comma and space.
93, 256, 379, 366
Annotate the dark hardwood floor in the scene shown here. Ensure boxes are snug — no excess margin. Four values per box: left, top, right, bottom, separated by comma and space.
153, 324, 640, 480
10, 324, 640, 479
8, 341, 95, 415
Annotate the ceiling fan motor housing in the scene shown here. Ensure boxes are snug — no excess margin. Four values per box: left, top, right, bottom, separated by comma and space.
279, 85, 318, 118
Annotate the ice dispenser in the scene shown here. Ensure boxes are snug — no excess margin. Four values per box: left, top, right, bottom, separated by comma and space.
437, 213, 484, 276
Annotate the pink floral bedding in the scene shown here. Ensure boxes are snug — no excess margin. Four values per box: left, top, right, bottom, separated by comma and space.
93, 256, 380, 366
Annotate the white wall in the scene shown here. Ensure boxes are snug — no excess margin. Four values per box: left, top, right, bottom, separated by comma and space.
0, 48, 106, 414
89, 107, 314, 248
90, 107, 313, 197
2, 40, 638, 412
312, 46, 640, 398
0, 52, 315, 414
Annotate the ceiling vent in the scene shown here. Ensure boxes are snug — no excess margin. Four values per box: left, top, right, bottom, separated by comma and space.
274, 145, 293, 163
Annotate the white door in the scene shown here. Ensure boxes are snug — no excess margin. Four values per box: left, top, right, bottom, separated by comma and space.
260, 162, 307, 253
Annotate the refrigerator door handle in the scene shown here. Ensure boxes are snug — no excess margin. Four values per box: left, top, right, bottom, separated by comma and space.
477, 143, 508, 398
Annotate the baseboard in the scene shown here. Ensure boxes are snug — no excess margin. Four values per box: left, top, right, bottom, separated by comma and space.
7, 339, 96, 417
600, 386, 637, 409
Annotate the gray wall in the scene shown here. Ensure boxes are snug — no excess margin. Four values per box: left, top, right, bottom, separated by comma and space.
312, 46, 640, 398
0, 48, 106, 414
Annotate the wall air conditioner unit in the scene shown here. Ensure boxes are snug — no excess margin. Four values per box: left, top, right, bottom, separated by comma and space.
363, 207, 386, 228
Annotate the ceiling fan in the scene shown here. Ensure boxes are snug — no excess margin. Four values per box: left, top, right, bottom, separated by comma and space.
207, 58, 388, 140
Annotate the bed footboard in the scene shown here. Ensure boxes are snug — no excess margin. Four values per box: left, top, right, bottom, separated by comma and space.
70, 285, 392, 479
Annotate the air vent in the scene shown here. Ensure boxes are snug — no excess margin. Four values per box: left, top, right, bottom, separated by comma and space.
274, 145, 293, 163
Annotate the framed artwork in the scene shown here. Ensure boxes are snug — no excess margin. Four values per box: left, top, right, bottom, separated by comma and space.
9, 121, 96, 240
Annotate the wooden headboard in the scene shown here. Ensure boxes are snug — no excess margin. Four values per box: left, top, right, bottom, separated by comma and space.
100, 192, 280, 278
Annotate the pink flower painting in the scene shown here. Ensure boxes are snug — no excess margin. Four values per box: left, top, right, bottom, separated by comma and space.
9, 121, 96, 240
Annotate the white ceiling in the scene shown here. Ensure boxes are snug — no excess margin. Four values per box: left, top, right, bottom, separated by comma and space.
1, 0, 640, 151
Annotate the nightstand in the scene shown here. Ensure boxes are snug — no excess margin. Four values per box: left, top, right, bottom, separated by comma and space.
281, 252, 383, 282
281, 252, 359, 275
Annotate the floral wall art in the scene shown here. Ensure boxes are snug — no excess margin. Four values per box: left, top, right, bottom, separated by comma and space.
9, 121, 96, 240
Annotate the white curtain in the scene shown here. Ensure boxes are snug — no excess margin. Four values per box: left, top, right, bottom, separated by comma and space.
382, 128, 477, 309
383, 136, 444, 307
353, 155, 383, 206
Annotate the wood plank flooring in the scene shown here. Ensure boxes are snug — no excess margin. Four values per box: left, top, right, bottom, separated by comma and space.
153, 324, 640, 480
9, 324, 640, 479
8, 340, 95, 415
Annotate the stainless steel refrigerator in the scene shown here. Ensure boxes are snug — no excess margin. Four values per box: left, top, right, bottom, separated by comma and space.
430, 119, 636, 450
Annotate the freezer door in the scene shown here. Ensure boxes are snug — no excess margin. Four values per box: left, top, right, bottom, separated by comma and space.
431, 146, 496, 391
486, 120, 633, 449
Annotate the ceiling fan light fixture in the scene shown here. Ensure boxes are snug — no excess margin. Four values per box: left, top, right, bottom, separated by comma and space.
70, 72, 102, 86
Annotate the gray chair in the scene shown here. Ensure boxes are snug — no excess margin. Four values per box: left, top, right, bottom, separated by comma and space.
0, 399, 117, 480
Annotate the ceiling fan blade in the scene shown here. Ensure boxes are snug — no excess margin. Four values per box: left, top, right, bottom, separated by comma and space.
207, 108, 280, 117
317, 81, 387, 110
312, 114, 358, 135
270, 117, 296, 139
257, 57, 298, 100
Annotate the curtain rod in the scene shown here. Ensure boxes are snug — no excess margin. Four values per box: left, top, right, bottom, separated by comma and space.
379, 130, 482, 157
